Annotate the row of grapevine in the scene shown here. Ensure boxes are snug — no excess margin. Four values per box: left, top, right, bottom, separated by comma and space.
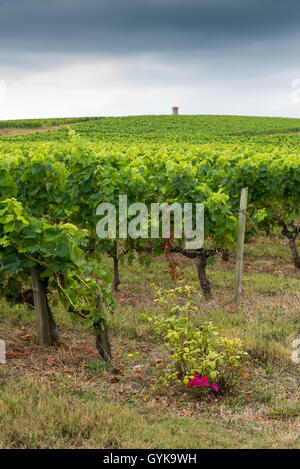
0, 132, 298, 354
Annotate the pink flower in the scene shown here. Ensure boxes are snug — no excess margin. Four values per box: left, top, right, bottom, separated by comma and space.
199, 375, 209, 387
189, 374, 211, 388
188, 374, 219, 393
189, 376, 203, 387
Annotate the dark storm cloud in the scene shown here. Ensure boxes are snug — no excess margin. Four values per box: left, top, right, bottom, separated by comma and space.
1, 0, 300, 56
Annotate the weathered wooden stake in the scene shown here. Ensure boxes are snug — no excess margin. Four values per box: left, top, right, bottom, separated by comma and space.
234, 187, 248, 303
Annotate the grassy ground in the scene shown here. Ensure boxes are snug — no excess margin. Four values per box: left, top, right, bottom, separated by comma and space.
0, 235, 299, 449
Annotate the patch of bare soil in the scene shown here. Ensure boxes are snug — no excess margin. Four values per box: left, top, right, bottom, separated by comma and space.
1, 327, 98, 379
0, 123, 77, 136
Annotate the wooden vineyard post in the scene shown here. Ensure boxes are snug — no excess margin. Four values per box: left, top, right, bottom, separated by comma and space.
234, 187, 248, 303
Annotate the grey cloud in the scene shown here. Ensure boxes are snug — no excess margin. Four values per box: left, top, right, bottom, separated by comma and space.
1, 0, 300, 120
0, 0, 300, 56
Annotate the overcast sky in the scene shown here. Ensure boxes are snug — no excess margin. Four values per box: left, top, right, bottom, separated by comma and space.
1, 0, 300, 119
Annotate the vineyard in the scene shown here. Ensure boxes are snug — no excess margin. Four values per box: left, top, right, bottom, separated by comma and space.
0, 115, 299, 448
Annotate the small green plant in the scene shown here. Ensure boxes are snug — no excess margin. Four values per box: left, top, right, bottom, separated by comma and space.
145, 285, 249, 394
152, 283, 201, 314
85, 360, 110, 376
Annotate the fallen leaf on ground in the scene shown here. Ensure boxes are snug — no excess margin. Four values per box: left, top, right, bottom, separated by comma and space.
108, 376, 121, 383
20, 334, 32, 341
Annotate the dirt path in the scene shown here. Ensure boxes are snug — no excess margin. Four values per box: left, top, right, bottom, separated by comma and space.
0, 123, 77, 137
